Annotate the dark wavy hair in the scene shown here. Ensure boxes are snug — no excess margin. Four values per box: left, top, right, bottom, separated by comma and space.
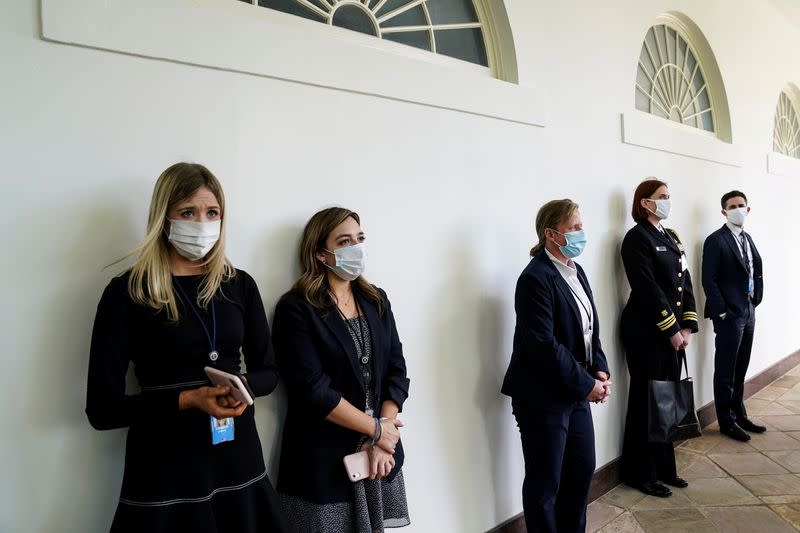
292, 207, 383, 315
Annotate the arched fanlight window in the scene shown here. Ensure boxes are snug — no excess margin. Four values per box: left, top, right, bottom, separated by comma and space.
243, 0, 488, 67
773, 90, 800, 159
635, 23, 715, 133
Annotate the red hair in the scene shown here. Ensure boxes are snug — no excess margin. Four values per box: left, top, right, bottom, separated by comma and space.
632, 178, 668, 223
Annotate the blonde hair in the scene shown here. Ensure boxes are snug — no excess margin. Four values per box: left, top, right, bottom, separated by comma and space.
530, 199, 580, 257
292, 207, 383, 315
113, 162, 235, 321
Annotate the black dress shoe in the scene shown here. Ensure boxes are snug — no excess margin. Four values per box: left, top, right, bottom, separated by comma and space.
721, 423, 751, 441
626, 481, 672, 497
661, 476, 689, 488
738, 419, 767, 433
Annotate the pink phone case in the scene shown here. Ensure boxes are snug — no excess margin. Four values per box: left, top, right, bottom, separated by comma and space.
343, 451, 370, 482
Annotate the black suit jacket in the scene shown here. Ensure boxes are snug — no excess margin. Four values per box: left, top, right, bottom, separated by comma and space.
272, 287, 410, 504
702, 224, 763, 319
501, 248, 610, 405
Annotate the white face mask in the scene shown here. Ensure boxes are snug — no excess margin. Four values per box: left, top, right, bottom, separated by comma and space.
725, 206, 748, 226
324, 243, 367, 281
167, 219, 221, 261
646, 198, 672, 220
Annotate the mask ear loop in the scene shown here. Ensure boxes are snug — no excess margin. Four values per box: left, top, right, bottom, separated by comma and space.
643, 199, 659, 218
546, 228, 567, 247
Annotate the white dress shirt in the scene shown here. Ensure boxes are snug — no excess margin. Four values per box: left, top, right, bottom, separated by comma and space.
545, 248, 593, 365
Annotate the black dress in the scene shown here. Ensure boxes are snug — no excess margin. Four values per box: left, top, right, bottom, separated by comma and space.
619, 222, 699, 484
86, 270, 290, 533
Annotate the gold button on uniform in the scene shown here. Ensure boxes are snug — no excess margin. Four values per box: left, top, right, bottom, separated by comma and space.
676, 301, 682, 306
678, 287, 683, 292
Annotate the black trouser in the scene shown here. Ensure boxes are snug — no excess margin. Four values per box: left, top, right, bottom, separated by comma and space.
713, 304, 756, 429
621, 331, 680, 484
512, 399, 595, 533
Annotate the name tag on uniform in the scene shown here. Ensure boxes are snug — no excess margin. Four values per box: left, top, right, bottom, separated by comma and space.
211, 416, 234, 445
681, 254, 689, 272
655, 246, 667, 252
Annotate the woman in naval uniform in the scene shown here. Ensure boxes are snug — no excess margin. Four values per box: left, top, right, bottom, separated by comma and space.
620, 179, 699, 498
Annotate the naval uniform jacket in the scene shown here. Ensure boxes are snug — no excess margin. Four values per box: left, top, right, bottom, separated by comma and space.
620, 221, 699, 341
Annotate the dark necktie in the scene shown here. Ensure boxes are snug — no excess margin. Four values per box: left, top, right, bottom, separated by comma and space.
739, 232, 751, 274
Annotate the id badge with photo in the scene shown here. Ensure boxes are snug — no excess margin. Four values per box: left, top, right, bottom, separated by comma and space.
210, 416, 234, 445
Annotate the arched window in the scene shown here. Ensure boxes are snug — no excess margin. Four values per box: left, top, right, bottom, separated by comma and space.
622, 13, 736, 166
245, 0, 488, 67
636, 23, 713, 133
773, 90, 800, 159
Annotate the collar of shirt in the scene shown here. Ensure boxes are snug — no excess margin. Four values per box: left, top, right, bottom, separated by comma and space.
726, 221, 744, 236
545, 248, 577, 278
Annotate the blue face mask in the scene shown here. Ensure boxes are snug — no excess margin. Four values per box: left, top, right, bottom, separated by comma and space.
552, 229, 587, 259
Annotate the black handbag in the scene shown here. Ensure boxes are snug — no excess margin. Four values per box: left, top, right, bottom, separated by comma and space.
647, 350, 702, 443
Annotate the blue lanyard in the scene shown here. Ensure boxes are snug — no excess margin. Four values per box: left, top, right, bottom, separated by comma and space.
173, 277, 218, 362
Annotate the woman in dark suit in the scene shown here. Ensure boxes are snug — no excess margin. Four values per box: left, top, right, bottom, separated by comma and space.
273, 207, 410, 533
501, 199, 610, 533
620, 179, 699, 497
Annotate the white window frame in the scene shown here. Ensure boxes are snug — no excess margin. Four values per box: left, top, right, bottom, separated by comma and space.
767, 85, 800, 178
40, 0, 544, 127
621, 12, 739, 167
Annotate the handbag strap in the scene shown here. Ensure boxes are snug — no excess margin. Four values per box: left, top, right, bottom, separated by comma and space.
676, 349, 688, 379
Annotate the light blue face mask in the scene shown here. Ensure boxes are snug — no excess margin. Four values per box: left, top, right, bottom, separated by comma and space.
552, 229, 587, 259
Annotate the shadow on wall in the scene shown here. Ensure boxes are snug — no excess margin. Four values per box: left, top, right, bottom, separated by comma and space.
25, 183, 148, 531
476, 287, 514, 525
691, 234, 711, 389
428, 231, 495, 531
601, 189, 632, 440
252, 222, 305, 481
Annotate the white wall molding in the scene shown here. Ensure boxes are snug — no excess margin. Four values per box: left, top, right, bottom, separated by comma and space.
621, 111, 741, 166
767, 151, 800, 177
40, 0, 545, 127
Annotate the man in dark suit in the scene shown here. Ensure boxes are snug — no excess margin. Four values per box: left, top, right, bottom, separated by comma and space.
702, 190, 765, 442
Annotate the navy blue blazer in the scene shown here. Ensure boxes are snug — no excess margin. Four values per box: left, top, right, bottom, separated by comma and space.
501, 248, 610, 405
702, 224, 763, 319
272, 287, 410, 504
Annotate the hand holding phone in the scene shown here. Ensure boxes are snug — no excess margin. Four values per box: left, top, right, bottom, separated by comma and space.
204, 367, 255, 406
343, 451, 370, 482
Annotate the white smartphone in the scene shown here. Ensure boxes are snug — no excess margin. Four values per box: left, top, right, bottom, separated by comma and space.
204, 366, 255, 406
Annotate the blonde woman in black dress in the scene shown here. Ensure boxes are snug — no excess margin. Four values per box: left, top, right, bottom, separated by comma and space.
86, 162, 289, 532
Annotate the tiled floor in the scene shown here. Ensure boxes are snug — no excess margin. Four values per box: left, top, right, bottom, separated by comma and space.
587, 363, 800, 532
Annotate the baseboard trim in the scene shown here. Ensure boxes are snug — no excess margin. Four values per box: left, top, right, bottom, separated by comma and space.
487, 349, 800, 533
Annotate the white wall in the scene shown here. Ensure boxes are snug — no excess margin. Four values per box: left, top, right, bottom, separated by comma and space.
2, 1, 800, 531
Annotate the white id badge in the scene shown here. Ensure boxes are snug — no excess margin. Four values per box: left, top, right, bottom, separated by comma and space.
680, 254, 689, 272
210, 416, 234, 445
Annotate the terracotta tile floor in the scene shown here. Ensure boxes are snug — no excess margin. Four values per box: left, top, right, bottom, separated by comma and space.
587, 363, 800, 532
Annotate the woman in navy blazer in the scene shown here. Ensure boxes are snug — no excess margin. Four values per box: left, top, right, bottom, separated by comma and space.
273, 207, 410, 532
502, 199, 610, 533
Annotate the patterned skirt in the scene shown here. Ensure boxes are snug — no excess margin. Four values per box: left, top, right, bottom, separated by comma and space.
279, 470, 410, 533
